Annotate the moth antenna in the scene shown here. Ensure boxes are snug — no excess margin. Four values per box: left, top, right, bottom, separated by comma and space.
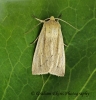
32, 14, 37, 18
25, 15, 48, 34
58, 14, 62, 18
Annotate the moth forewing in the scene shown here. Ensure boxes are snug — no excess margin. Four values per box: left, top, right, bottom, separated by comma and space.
32, 16, 65, 77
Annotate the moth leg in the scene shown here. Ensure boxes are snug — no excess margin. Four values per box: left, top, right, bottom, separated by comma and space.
30, 36, 39, 45
64, 43, 67, 47
35, 18, 45, 23
32, 15, 51, 23
56, 14, 62, 21
31, 14, 44, 23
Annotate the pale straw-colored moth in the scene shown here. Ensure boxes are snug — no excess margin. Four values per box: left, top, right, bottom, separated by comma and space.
32, 16, 77, 77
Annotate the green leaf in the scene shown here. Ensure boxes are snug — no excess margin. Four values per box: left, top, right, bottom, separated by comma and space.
0, 0, 96, 100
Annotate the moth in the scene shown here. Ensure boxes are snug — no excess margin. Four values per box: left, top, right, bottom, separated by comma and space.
32, 16, 77, 77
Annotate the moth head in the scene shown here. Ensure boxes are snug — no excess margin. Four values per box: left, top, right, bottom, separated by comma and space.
50, 16, 55, 21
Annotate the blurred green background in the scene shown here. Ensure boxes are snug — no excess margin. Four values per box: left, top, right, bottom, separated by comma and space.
0, 0, 96, 100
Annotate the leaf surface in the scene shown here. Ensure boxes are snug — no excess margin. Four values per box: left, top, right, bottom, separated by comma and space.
0, 0, 96, 100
